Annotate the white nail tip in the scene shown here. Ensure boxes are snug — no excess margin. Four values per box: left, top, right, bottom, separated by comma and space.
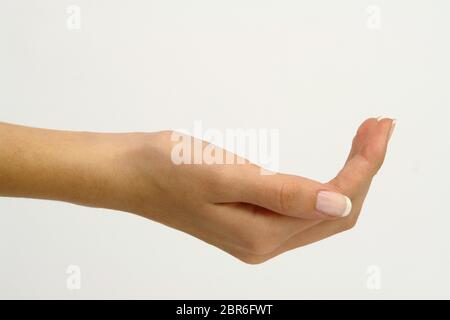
388, 119, 397, 140
342, 196, 352, 217
316, 191, 353, 217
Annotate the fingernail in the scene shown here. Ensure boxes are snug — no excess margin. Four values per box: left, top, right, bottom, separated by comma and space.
388, 119, 396, 141
316, 191, 352, 217
377, 116, 388, 121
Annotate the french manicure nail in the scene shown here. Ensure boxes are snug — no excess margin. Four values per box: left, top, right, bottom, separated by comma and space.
316, 191, 352, 217
388, 119, 396, 141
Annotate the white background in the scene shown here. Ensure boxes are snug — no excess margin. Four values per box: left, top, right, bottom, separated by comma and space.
0, 0, 449, 299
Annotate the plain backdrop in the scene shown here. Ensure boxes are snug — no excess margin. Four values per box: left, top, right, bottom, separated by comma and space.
1, 0, 449, 299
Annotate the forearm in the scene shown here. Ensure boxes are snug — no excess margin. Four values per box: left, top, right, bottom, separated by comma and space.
0, 122, 125, 207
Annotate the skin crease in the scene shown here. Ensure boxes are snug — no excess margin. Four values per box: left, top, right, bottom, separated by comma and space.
0, 117, 394, 264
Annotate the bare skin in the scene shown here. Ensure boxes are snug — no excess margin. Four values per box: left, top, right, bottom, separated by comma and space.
0, 117, 395, 264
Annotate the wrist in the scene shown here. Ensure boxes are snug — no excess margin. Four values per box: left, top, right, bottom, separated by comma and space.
60, 131, 152, 211
0, 122, 165, 218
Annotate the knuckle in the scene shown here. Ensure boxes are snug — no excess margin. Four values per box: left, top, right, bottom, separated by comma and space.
238, 225, 281, 256
278, 181, 299, 214
242, 237, 275, 256
236, 254, 270, 265
361, 143, 386, 172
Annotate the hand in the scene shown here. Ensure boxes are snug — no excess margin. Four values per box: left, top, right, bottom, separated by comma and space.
0, 117, 395, 264
103, 117, 395, 263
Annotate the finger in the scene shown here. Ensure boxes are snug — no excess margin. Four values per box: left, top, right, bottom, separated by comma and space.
221, 168, 353, 220
344, 117, 378, 164
217, 202, 321, 250
332, 117, 395, 192
184, 202, 320, 260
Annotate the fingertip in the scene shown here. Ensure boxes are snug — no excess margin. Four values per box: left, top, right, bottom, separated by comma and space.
356, 117, 379, 138
375, 117, 396, 142
343, 195, 353, 217
388, 119, 396, 141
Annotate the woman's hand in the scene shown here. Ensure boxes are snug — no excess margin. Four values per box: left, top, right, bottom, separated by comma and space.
0, 117, 395, 264
100, 117, 395, 263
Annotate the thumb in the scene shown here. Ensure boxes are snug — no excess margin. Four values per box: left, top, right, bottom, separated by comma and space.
227, 167, 352, 220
